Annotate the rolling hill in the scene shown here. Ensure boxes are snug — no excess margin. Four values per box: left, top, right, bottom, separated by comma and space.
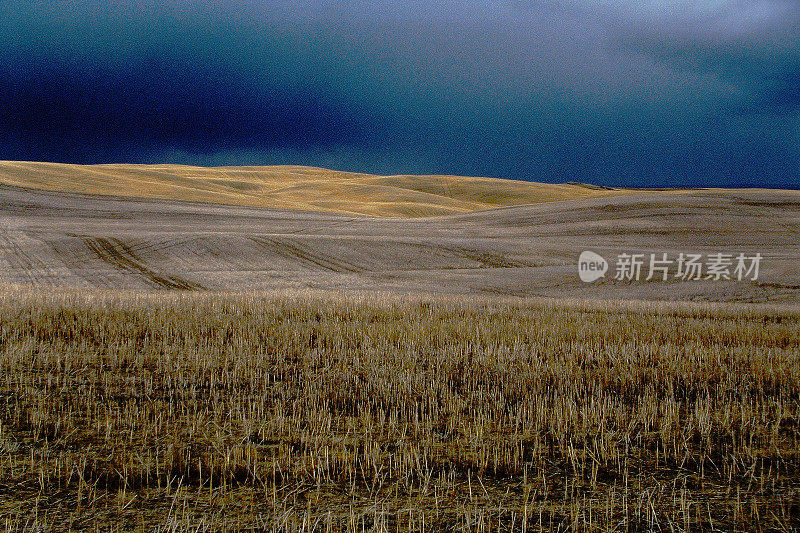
0, 161, 625, 217
0, 179, 799, 301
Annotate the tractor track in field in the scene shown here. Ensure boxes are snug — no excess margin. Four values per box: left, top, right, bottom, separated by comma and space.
252, 237, 364, 273
83, 237, 203, 290
444, 245, 531, 268
1, 184, 798, 301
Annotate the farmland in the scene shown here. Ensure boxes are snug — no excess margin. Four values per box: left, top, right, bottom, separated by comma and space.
1, 289, 798, 530
1, 164, 799, 530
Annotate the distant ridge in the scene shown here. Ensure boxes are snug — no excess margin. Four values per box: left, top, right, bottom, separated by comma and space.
0, 161, 626, 217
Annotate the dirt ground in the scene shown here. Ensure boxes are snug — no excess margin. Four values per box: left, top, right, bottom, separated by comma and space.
1, 184, 799, 303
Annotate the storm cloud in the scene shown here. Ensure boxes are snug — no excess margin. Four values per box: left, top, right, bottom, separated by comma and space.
1, 0, 798, 187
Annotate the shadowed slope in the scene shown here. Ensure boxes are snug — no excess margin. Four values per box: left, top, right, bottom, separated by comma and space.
0, 161, 625, 217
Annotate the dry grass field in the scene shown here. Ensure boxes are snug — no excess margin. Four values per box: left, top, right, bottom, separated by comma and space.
0, 289, 798, 531
0, 161, 624, 217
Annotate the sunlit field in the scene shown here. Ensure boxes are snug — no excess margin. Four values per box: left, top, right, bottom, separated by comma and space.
0, 161, 624, 218
1, 288, 798, 531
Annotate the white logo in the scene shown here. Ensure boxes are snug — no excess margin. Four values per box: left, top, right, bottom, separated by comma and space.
578, 251, 608, 282
577, 251, 762, 282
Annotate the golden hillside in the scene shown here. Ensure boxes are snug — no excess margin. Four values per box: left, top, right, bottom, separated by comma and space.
0, 161, 623, 217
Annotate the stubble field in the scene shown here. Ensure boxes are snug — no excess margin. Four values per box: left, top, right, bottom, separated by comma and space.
1, 289, 798, 531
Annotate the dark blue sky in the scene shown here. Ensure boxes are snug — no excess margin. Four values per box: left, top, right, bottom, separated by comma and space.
1, 1, 798, 188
